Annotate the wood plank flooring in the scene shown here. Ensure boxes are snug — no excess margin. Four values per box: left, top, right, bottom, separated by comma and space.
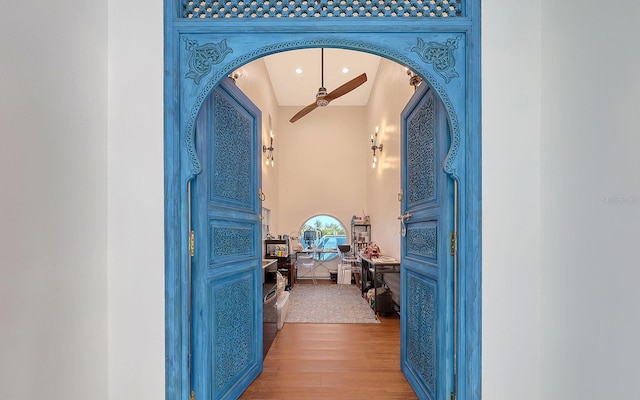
240, 282, 417, 399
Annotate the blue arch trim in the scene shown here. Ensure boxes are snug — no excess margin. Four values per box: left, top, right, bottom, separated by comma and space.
183, 36, 462, 180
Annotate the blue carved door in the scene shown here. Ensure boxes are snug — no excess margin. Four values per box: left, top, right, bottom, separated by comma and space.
400, 82, 455, 400
191, 78, 263, 399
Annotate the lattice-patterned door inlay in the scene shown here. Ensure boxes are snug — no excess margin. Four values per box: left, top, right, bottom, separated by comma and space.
211, 90, 253, 206
407, 94, 436, 206
406, 273, 438, 395
406, 224, 437, 260
211, 277, 255, 393
210, 224, 254, 261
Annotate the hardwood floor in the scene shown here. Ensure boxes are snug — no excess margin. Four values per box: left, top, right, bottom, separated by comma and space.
241, 282, 417, 399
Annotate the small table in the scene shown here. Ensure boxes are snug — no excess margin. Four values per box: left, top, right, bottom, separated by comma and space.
359, 255, 401, 314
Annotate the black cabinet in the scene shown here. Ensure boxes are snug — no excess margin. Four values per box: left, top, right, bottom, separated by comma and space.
264, 239, 289, 259
264, 239, 294, 289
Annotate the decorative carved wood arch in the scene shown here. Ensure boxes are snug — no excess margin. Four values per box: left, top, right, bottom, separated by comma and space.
164, 1, 481, 399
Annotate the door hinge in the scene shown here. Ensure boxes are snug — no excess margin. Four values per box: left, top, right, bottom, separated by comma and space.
398, 189, 403, 201
450, 392, 456, 400
450, 230, 456, 256
190, 390, 195, 400
190, 230, 195, 257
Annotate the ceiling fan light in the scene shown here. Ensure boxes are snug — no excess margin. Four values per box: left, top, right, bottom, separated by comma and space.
316, 87, 329, 107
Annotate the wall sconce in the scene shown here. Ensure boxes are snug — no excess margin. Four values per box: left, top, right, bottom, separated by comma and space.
371, 126, 383, 169
406, 69, 422, 91
263, 130, 275, 167
229, 69, 242, 83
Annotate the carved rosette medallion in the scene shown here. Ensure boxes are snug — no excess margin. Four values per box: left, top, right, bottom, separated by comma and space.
184, 38, 233, 84
411, 36, 462, 83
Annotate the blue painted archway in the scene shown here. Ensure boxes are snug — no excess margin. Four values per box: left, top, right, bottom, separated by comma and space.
164, 2, 481, 399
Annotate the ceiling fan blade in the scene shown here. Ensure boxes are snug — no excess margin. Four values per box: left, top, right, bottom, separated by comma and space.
324, 73, 368, 102
289, 102, 319, 123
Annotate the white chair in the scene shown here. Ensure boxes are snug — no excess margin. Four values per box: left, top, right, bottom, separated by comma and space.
337, 244, 361, 288
296, 249, 317, 285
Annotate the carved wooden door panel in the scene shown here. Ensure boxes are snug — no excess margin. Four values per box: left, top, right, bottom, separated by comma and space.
400, 82, 455, 400
191, 78, 263, 399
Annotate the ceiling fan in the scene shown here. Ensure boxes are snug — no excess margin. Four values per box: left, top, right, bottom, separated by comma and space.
289, 48, 367, 123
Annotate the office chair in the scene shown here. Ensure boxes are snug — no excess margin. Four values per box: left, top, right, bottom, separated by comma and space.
296, 249, 317, 286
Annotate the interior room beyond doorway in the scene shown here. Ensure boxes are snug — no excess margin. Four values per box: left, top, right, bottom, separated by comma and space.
234, 48, 415, 276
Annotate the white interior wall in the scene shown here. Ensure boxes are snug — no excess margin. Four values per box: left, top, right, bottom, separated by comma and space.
539, 2, 640, 398
107, 0, 165, 398
240, 54, 409, 277
481, 1, 542, 398
364, 58, 414, 304
3, 1, 639, 399
365, 58, 415, 258
241, 55, 410, 283
0, 0, 108, 399
276, 106, 369, 239
276, 106, 369, 275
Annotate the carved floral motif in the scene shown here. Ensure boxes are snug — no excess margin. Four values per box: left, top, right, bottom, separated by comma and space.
411, 36, 462, 83
184, 38, 233, 84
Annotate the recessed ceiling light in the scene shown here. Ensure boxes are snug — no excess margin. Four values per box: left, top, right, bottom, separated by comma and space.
342, 67, 350, 73
295, 68, 303, 74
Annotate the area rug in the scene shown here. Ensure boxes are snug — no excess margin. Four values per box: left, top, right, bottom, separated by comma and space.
284, 284, 380, 324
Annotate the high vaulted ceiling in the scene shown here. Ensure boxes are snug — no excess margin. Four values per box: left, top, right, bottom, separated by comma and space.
262, 48, 382, 107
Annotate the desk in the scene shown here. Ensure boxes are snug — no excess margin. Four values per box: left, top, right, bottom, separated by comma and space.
295, 249, 337, 281
359, 255, 401, 314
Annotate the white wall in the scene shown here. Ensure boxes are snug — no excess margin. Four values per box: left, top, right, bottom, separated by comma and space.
276, 106, 369, 241
107, 0, 165, 398
481, 1, 542, 398
4, 0, 638, 399
276, 105, 369, 276
0, 1, 108, 399
365, 58, 414, 258
364, 58, 414, 304
539, 2, 640, 398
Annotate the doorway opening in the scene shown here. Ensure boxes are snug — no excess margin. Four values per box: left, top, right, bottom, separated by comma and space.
165, 7, 481, 399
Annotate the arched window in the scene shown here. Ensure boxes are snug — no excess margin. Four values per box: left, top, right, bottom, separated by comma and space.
299, 215, 347, 261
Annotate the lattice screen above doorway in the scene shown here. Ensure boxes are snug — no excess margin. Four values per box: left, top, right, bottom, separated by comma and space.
181, 0, 463, 19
